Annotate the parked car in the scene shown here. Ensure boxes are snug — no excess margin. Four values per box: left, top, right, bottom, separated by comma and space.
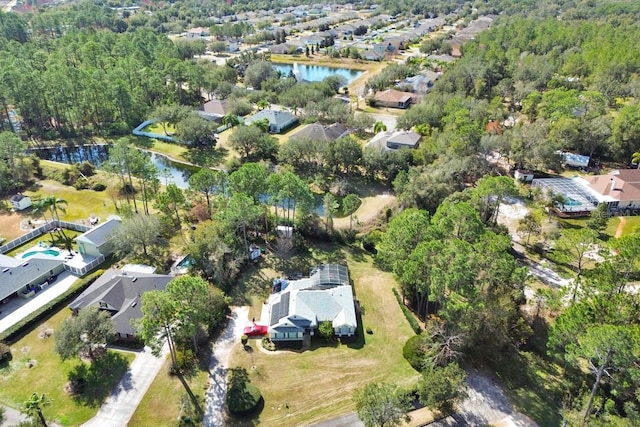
243, 324, 268, 336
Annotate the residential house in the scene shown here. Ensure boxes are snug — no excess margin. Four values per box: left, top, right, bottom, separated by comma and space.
244, 109, 298, 133
581, 169, 640, 215
288, 122, 349, 142
362, 49, 384, 61
264, 264, 357, 344
372, 89, 416, 109
69, 267, 173, 339
186, 27, 210, 38
0, 254, 65, 302
10, 193, 32, 210
365, 130, 422, 150
74, 216, 122, 258
269, 43, 303, 55
198, 99, 231, 122
400, 72, 439, 94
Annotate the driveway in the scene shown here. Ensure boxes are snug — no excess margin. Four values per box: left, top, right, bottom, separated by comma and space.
355, 111, 398, 131
0, 271, 78, 334
82, 344, 169, 427
203, 306, 249, 427
0, 405, 27, 427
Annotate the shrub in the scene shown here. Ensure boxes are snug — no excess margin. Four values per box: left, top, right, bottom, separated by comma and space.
318, 320, 335, 341
92, 183, 107, 192
0, 342, 11, 362
362, 229, 383, 254
403, 334, 425, 372
74, 177, 90, 190
227, 368, 262, 413
261, 336, 276, 351
241, 335, 248, 346
392, 288, 422, 334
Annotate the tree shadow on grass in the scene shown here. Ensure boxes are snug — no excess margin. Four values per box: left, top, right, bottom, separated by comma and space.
68, 351, 130, 408
183, 146, 228, 167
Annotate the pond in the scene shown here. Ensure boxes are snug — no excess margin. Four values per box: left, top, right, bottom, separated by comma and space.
272, 63, 363, 84
30, 145, 196, 189
31, 145, 326, 214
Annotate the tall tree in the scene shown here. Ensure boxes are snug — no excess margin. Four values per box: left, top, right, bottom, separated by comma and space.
342, 194, 360, 231
54, 307, 115, 361
323, 193, 339, 233
155, 183, 185, 227
353, 382, 411, 427
110, 214, 166, 261
417, 363, 467, 415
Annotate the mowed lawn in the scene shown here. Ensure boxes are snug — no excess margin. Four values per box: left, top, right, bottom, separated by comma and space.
228, 248, 420, 426
0, 308, 134, 426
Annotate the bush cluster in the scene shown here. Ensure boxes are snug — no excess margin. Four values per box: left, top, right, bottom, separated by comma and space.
392, 288, 422, 334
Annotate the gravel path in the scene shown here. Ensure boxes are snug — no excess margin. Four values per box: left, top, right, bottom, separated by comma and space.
203, 306, 249, 427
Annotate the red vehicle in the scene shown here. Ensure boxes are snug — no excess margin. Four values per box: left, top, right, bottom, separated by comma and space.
244, 324, 268, 336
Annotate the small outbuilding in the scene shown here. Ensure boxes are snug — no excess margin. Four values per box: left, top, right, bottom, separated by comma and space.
10, 193, 32, 211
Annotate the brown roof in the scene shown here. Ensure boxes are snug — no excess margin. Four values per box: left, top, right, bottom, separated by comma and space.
202, 99, 230, 117
374, 89, 416, 104
584, 169, 640, 202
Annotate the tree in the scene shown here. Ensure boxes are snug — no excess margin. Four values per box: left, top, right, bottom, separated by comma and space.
586, 203, 608, 235
554, 228, 598, 278
373, 121, 387, 133
318, 320, 334, 340
353, 382, 411, 427
222, 113, 240, 129
568, 325, 638, 422
110, 214, 166, 261
174, 114, 217, 147
631, 150, 640, 168
228, 125, 278, 161
55, 307, 115, 361
23, 393, 51, 427
517, 212, 542, 246
323, 193, 339, 233
189, 168, 224, 209
228, 162, 269, 202
417, 363, 467, 415
0, 131, 29, 191
341, 194, 360, 231
150, 105, 191, 136
243, 61, 275, 90
154, 183, 185, 227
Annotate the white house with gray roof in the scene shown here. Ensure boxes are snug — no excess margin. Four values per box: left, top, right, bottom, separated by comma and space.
264, 264, 356, 343
244, 109, 298, 133
69, 267, 172, 339
0, 254, 65, 302
74, 216, 122, 258
365, 130, 422, 150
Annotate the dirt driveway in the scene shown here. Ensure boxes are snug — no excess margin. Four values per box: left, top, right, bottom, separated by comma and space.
0, 211, 27, 241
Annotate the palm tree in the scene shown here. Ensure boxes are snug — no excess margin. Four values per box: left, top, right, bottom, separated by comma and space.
46, 195, 68, 222
23, 392, 51, 427
222, 114, 240, 129
373, 121, 387, 133
632, 151, 640, 169
251, 118, 270, 133
31, 197, 57, 241
256, 99, 269, 110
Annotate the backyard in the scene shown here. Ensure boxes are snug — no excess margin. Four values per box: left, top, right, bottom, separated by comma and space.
226, 245, 421, 426
0, 308, 135, 426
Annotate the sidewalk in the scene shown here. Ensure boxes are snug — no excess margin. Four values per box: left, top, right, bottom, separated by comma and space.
0, 271, 78, 334
82, 344, 169, 427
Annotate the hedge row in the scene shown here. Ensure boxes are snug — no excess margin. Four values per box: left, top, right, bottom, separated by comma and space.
392, 288, 422, 335
0, 270, 104, 344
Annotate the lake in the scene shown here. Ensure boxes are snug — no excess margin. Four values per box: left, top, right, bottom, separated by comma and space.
272, 63, 363, 84
31, 145, 196, 189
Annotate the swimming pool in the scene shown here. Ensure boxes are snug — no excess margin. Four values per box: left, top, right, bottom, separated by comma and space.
176, 256, 194, 268
22, 249, 61, 259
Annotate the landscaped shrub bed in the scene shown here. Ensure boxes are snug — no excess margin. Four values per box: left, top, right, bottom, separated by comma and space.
392, 287, 422, 334
0, 270, 104, 344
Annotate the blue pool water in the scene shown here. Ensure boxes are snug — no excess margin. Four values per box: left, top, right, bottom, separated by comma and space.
22, 249, 60, 259
177, 256, 195, 268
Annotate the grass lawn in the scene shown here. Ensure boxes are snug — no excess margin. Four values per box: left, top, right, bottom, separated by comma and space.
227, 245, 421, 426
0, 308, 135, 426
145, 140, 188, 163
129, 353, 211, 427
143, 122, 176, 136
617, 216, 640, 236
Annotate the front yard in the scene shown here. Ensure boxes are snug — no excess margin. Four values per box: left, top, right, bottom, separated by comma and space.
227, 245, 421, 426
0, 308, 134, 426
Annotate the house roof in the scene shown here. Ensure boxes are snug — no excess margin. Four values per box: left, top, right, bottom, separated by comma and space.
69, 268, 173, 335
201, 99, 231, 117
374, 89, 416, 104
245, 109, 297, 128
365, 130, 422, 150
10, 193, 29, 202
74, 216, 122, 247
0, 257, 65, 301
289, 122, 348, 142
266, 264, 356, 334
583, 170, 640, 203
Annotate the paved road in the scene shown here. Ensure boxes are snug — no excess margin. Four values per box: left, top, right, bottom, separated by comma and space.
0, 405, 27, 427
203, 307, 249, 427
82, 344, 169, 427
0, 271, 78, 334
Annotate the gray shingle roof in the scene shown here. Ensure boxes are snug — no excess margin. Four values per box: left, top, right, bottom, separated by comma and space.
69, 268, 172, 336
289, 122, 348, 142
245, 109, 297, 128
0, 258, 64, 301
75, 217, 122, 247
